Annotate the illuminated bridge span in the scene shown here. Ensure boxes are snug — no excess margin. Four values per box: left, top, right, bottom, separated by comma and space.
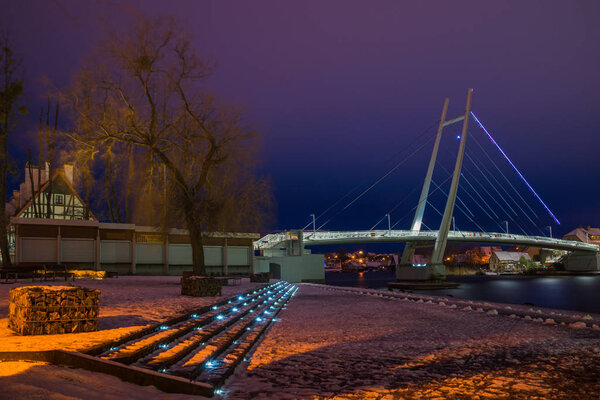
257, 89, 600, 279
256, 230, 599, 253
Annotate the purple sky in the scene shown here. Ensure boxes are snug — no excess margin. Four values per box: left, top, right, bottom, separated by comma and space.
3, 1, 600, 236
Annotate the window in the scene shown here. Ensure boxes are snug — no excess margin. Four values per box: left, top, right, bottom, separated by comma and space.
55, 194, 64, 205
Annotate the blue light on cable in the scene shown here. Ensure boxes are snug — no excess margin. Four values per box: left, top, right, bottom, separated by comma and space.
470, 111, 560, 225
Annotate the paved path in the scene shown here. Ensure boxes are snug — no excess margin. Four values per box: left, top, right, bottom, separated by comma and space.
226, 284, 600, 399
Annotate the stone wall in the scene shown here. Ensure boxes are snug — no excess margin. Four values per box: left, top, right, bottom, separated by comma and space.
9, 286, 100, 335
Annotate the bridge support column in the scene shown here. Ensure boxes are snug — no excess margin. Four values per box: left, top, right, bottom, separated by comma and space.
428, 88, 472, 277
399, 98, 449, 271
397, 88, 473, 280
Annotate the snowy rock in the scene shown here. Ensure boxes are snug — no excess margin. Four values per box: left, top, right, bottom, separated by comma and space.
569, 322, 587, 329
487, 310, 498, 315
544, 319, 556, 325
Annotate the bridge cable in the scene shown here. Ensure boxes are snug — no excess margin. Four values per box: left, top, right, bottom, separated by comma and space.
430, 179, 488, 233
470, 112, 560, 225
459, 165, 531, 236
465, 146, 547, 236
462, 154, 539, 235
369, 184, 421, 230
464, 150, 519, 217
436, 159, 500, 221
305, 123, 437, 231
389, 174, 453, 230
455, 148, 536, 236
469, 132, 539, 218
317, 130, 437, 230
437, 148, 530, 235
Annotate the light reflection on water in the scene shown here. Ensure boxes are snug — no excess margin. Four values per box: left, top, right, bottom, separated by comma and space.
325, 271, 600, 314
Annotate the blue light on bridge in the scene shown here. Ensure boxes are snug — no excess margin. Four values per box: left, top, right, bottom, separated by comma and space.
470, 111, 560, 225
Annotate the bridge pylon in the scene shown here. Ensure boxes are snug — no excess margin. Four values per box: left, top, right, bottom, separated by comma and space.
397, 88, 473, 280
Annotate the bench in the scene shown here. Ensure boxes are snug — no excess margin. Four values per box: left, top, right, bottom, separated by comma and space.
43, 264, 75, 282
0, 266, 44, 284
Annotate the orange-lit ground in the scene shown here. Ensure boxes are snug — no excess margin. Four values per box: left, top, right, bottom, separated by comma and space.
0, 276, 266, 399
225, 285, 600, 399
0, 278, 598, 399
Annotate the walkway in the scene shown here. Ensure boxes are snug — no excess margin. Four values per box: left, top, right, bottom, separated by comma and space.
226, 284, 600, 399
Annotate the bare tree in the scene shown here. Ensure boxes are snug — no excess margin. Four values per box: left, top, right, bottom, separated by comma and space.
0, 34, 26, 267
64, 16, 271, 275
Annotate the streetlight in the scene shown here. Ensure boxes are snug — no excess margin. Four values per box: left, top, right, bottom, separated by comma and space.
386, 214, 391, 232
547, 226, 552, 238
503, 220, 509, 234
310, 214, 316, 233
452, 216, 456, 232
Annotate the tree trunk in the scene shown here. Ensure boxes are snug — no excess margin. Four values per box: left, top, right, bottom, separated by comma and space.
0, 131, 11, 267
186, 217, 206, 276
125, 143, 134, 222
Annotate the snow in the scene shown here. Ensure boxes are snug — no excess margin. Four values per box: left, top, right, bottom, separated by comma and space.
225, 284, 600, 399
0, 276, 266, 399
1, 277, 599, 399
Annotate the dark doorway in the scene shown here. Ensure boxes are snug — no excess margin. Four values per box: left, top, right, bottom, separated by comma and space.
269, 263, 281, 279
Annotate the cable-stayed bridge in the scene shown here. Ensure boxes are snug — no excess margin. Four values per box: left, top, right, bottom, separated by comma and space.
255, 89, 600, 280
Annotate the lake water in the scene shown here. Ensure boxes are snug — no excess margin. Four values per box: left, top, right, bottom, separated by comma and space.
325, 271, 600, 314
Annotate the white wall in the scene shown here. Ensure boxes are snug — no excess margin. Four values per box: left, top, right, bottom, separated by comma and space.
136, 243, 164, 264
20, 238, 56, 263
100, 240, 131, 263
62, 238, 95, 263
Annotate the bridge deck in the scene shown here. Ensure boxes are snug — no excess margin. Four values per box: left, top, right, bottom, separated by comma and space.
256, 230, 599, 253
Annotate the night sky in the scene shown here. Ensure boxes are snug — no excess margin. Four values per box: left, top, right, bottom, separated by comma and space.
3, 1, 600, 238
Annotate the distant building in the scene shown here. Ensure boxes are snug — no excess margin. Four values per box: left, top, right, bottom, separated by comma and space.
489, 251, 531, 272
6, 162, 95, 221
563, 226, 600, 245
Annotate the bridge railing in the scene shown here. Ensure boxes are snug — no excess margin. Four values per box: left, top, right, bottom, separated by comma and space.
255, 229, 599, 252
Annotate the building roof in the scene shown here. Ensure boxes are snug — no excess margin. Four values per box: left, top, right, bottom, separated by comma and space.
14, 170, 97, 221
492, 251, 531, 262
563, 227, 600, 243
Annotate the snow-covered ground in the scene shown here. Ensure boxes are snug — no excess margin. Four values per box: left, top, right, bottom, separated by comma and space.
1, 278, 599, 399
0, 276, 266, 399
225, 284, 600, 399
